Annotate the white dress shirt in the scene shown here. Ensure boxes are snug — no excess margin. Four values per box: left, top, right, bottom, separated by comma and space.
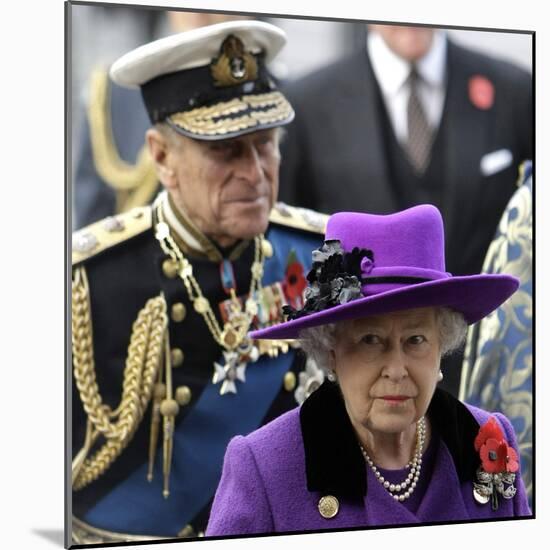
367, 29, 447, 146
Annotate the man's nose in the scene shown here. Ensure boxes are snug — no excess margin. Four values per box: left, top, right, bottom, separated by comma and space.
236, 143, 263, 185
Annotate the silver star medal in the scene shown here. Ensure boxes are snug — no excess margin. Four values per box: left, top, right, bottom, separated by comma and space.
212, 351, 247, 395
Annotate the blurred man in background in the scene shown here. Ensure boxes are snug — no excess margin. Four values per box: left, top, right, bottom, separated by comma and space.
279, 25, 532, 395
280, 24, 532, 277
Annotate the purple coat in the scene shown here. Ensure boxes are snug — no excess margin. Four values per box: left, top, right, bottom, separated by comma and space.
206, 382, 531, 536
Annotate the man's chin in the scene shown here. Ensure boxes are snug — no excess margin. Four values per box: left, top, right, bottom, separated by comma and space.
222, 203, 271, 239
223, 218, 269, 242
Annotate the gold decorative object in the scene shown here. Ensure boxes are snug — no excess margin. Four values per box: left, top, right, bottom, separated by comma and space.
210, 34, 258, 87
170, 348, 184, 368
175, 385, 192, 406
283, 371, 297, 392
171, 302, 187, 322
161, 332, 177, 498
193, 297, 209, 314
162, 258, 179, 279
88, 68, 158, 215
154, 200, 267, 395
318, 495, 339, 519
168, 92, 292, 137
71, 266, 167, 490
147, 380, 166, 482
283, 370, 296, 391
261, 238, 273, 258
72, 516, 168, 544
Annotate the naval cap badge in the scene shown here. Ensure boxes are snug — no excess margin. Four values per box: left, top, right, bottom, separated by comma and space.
210, 34, 258, 87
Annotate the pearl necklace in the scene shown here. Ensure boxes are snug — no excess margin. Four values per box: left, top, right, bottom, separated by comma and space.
359, 417, 426, 502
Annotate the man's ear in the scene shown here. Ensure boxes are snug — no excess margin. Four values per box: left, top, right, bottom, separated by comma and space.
146, 128, 177, 189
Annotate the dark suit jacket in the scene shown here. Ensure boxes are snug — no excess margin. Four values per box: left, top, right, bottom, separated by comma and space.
279, 38, 533, 279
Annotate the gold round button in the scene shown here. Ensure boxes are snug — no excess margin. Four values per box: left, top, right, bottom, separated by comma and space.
194, 297, 209, 314
318, 495, 339, 519
171, 348, 184, 368
175, 385, 192, 406
160, 398, 179, 417
261, 238, 273, 258
162, 258, 179, 279
283, 371, 296, 392
171, 302, 187, 323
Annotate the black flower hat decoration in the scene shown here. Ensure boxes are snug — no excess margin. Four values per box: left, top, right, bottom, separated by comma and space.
282, 240, 374, 320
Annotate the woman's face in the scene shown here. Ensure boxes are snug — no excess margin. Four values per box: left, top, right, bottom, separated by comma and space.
331, 307, 441, 437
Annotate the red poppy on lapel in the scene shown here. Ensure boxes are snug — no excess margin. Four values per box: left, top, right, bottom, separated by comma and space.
474, 416, 504, 451
472, 416, 519, 510
480, 438, 519, 474
469, 75, 495, 110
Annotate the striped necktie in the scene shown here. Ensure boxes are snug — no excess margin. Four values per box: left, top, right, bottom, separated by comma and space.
406, 66, 434, 174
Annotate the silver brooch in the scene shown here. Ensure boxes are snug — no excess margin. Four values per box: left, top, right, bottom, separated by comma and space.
212, 351, 247, 395
294, 357, 325, 405
73, 232, 99, 254
473, 468, 517, 510
102, 216, 125, 232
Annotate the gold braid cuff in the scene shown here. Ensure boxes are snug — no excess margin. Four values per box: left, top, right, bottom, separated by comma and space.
88, 67, 158, 213
71, 516, 203, 544
72, 265, 167, 490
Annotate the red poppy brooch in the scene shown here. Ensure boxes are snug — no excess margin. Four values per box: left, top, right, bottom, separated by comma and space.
473, 417, 519, 510
282, 250, 307, 310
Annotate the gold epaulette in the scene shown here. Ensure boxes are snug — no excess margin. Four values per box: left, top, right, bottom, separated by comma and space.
269, 202, 328, 235
72, 206, 152, 265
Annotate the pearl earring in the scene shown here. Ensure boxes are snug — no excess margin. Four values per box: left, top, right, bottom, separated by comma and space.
327, 370, 337, 382
438, 370, 444, 382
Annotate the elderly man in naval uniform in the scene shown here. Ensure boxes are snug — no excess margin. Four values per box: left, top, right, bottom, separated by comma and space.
71, 20, 327, 544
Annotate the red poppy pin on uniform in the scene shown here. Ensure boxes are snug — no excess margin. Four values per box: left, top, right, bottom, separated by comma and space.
469, 75, 495, 110
282, 250, 307, 309
473, 417, 518, 510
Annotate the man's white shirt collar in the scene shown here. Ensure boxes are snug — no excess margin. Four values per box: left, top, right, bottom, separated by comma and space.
366, 29, 447, 144
367, 30, 447, 96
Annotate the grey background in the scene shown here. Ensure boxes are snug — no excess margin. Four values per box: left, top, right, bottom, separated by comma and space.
69, 4, 533, 220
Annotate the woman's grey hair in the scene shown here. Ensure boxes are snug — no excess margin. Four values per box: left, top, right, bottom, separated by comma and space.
298, 307, 468, 373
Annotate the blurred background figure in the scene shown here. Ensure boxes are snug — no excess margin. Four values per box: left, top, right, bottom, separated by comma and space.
278, 24, 532, 395
460, 160, 533, 508
72, 10, 254, 229
280, 23, 532, 278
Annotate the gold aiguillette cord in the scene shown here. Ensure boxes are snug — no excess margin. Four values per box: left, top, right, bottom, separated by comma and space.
147, 366, 166, 482
159, 329, 179, 498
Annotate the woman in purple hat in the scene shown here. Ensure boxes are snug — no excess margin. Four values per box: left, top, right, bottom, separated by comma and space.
206, 204, 531, 536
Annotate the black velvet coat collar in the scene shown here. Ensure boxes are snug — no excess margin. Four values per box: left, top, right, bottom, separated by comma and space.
300, 381, 481, 501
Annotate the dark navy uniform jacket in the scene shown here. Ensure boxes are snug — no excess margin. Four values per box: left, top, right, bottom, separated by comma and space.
71, 201, 327, 539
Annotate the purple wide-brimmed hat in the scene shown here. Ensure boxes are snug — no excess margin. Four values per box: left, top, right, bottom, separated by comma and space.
251, 204, 519, 340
